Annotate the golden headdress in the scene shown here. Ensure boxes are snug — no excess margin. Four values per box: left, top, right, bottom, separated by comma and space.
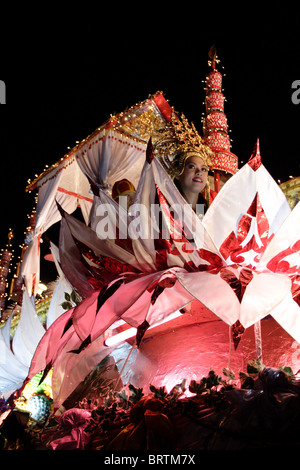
154, 110, 214, 179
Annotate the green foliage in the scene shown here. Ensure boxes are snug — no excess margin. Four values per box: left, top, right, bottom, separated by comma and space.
113, 385, 143, 407
149, 379, 186, 402
149, 384, 168, 400
222, 368, 235, 382
279, 365, 295, 379
13, 358, 300, 450
128, 384, 144, 403
61, 290, 82, 310
239, 359, 265, 388
189, 369, 222, 396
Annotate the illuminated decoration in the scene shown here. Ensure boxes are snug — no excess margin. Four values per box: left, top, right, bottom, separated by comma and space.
25, 91, 171, 193
0, 68, 299, 417
26, 139, 300, 410
26, 394, 51, 423
14, 370, 52, 422
17, 370, 53, 403
0, 230, 14, 319
0, 93, 173, 401
36, 282, 47, 296
280, 176, 300, 209
202, 46, 238, 191
9, 202, 37, 305
4, 360, 300, 450
20, 92, 172, 297
154, 111, 214, 178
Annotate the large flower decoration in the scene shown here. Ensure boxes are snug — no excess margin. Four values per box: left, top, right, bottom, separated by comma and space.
27, 140, 300, 408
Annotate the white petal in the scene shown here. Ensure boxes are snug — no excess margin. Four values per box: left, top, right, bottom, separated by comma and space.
240, 272, 291, 328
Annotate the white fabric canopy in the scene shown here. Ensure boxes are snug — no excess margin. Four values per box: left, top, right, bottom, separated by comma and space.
21, 92, 170, 296
20, 132, 147, 295
75, 128, 146, 191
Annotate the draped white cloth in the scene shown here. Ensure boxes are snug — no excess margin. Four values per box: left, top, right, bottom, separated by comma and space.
21, 171, 62, 296
46, 243, 73, 329
75, 129, 146, 191
20, 131, 147, 296
0, 312, 28, 398
20, 91, 171, 296
0, 290, 46, 398
12, 289, 45, 367
20, 164, 91, 296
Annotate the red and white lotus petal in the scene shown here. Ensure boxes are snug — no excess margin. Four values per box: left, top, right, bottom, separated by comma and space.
203, 142, 291, 269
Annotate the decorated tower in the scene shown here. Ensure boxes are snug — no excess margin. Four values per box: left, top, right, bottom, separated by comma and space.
202, 46, 238, 192
0, 230, 14, 318
9, 204, 37, 306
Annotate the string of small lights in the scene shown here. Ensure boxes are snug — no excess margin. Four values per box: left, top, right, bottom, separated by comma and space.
0, 230, 14, 320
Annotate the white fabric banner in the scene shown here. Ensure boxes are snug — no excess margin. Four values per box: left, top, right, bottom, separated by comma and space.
21, 164, 93, 296
12, 289, 45, 367
46, 243, 73, 329
75, 129, 146, 190
0, 311, 29, 398
21, 171, 63, 295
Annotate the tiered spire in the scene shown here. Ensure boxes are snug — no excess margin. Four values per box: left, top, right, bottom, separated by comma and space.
202, 46, 238, 191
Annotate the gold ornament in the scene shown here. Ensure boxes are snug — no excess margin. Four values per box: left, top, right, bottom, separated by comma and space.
154, 110, 213, 179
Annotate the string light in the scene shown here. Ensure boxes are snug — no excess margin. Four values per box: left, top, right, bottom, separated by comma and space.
0, 230, 14, 319
25, 91, 166, 193
7, 201, 38, 310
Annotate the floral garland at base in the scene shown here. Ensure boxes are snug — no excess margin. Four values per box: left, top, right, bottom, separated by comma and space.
1, 360, 300, 450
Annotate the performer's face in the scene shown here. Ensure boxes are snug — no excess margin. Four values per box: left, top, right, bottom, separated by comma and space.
177, 156, 209, 194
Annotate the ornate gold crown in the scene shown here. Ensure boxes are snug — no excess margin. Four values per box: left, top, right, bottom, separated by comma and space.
153, 110, 213, 178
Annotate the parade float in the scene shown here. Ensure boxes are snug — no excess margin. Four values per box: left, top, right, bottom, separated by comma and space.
0, 49, 300, 450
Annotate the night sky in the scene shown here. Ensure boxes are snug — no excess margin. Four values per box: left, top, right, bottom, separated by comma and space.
0, 4, 299, 277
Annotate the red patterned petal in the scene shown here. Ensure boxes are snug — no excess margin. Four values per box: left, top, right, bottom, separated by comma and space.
248, 139, 262, 171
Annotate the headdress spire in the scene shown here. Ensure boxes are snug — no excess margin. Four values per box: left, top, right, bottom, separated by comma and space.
154, 110, 213, 179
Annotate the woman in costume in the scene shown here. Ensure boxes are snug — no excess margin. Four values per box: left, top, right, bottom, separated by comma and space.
175, 156, 210, 211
